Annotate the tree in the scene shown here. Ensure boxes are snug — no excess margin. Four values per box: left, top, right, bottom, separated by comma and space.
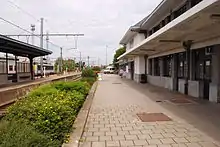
113, 46, 126, 69
54, 58, 76, 73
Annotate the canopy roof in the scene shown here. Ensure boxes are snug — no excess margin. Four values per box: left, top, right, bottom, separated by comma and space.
119, 0, 220, 59
0, 35, 52, 58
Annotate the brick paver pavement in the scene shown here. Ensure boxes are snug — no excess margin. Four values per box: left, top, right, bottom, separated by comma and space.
80, 75, 219, 147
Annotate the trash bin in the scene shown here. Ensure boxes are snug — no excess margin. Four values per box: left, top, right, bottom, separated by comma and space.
140, 74, 147, 83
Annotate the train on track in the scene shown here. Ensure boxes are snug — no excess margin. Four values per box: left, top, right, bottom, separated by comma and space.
0, 57, 55, 77
33, 63, 55, 77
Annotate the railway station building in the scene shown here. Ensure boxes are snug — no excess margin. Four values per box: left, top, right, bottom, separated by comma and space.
118, 0, 220, 102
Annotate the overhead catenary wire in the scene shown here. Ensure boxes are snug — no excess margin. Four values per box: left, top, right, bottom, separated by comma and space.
4, 0, 84, 50
6, 0, 40, 22
0, 16, 61, 48
2, 0, 86, 62
5, 0, 62, 48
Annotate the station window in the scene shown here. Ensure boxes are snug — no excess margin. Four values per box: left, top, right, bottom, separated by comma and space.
166, 15, 171, 24
148, 59, 152, 75
195, 47, 212, 81
154, 58, 160, 76
178, 52, 187, 79
174, 3, 187, 19
163, 55, 172, 77
9, 65, 13, 71
191, 0, 203, 7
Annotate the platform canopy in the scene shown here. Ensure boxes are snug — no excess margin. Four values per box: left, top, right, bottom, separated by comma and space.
119, 0, 220, 59
0, 35, 52, 58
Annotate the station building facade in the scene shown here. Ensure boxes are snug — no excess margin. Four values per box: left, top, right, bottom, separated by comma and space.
118, 0, 220, 102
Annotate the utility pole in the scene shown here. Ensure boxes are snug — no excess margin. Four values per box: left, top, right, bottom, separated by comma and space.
40, 18, 44, 77
79, 51, 82, 71
46, 31, 49, 50
31, 24, 35, 45
87, 56, 90, 67
106, 45, 108, 66
46, 31, 49, 61
60, 47, 63, 73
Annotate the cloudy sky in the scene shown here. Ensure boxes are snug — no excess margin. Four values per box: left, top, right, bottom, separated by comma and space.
1, 0, 162, 65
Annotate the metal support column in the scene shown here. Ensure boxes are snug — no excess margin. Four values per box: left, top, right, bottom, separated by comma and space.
15, 55, 18, 82
6, 53, 8, 75
183, 40, 192, 95
144, 55, 148, 75
40, 18, 44, 77
144, 55, 148, 83
172, 54, 178, 91
60, 47, 63, 73
29, 57, 34, 80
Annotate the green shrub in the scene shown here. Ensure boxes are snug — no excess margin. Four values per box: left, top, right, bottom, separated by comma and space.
28, 84, 58, 97
3, 80, 91, 146
5, 90, 85, 143
52, 81, 90, 96
82, 68, 96, 78
0, 119, 59, 147
81, 77, 96, 86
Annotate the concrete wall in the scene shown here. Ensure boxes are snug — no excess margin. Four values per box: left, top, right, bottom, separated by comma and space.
209, 83, 218, 103
126, 43, 131, 51
0, 74, 8, 85
147, 75, 172, 90
17, 73, 31, 82
178, 79, 185, 94
134, 56, 145, 74
125, 63, 132, 80
134, 56, 146, 83
188, 80, 200, 98
133, 34, 145, 46
178, 79, 200, 98
210, 45, 220, 102
126, 34, 145, 51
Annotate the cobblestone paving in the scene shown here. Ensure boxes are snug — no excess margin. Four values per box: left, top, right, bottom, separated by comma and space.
80, 75, 219, 147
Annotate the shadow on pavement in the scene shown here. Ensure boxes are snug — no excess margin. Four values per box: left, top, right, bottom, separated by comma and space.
122, 78, 220, 142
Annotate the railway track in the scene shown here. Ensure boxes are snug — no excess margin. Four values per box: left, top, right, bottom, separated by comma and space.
0, 102, 14, 117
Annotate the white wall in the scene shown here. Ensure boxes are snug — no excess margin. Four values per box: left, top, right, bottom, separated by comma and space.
0, 74, 8, 85
126, 34, 145, 51
134, 56, 145, 74
147, 75, 173, 90
133, 34, 145, 47
126, 43, 131, 51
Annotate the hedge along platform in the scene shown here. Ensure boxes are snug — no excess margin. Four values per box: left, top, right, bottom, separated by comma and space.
62, 81, 98, 147
0, 73, 81, 111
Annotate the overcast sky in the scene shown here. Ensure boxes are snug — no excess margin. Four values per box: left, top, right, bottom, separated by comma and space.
1, 0, 162, 65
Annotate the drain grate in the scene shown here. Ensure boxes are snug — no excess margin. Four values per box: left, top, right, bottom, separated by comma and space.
137, 113, 172, 122
169, 98, 192, 104
112, 83, 122, 84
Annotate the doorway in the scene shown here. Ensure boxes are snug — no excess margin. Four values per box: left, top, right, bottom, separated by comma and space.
130, 61, 134, 80
203, 59, 211, 99
195, 48, 212, 100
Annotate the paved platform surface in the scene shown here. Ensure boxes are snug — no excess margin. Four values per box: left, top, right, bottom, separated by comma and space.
80, 74, 220, 147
